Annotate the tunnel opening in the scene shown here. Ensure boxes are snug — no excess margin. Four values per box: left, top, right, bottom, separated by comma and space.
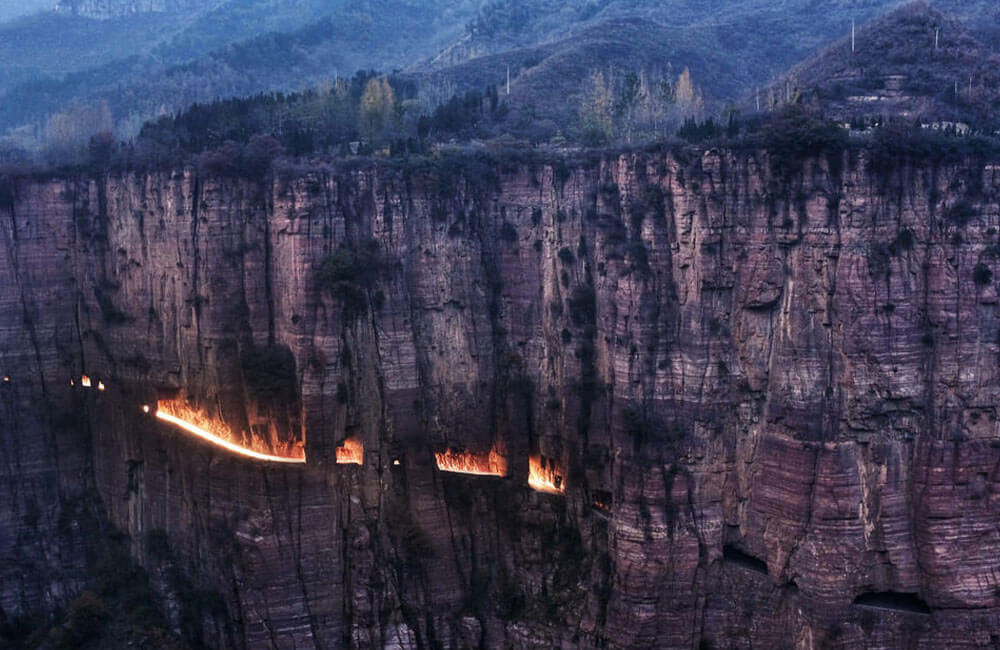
852, 592, 931, 615
335, 437, 363, 465
434, 445, 507, 477
722, 545, 769, 575
591, 489, 612, 515
528, 454, 565, 494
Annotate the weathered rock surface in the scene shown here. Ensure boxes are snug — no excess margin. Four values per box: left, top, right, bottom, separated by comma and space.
3, 149, 1000, 647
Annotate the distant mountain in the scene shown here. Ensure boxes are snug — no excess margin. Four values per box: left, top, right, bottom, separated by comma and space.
0, 0, 479, 148
55, 0, 208, 19
761, 3, 1000, 127
0, 0, 346, 88
4, 0, 1000, 154
0, 0, 56, 24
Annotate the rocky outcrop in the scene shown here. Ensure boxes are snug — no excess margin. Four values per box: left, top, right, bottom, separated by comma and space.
3, 148, 1000, 647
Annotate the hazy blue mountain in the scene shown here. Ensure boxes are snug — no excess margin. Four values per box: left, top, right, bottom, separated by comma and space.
0, 0, 57, 23
55, 0, 208, 19
0, 0, 348, 87
3, 0, 1000, 155
0, 0, 479, 147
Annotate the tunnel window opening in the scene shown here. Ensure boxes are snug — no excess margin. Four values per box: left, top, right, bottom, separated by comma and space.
434, 445, 508, 477
591, 489, 612, 514
529, 454, 565, 494
335, 437, 363, 465
852, 592, 931, 615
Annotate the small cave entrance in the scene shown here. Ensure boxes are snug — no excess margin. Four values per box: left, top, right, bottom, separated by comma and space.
852, 592, 931, 615
591, 489, 612, 515
722, 545, 769, 575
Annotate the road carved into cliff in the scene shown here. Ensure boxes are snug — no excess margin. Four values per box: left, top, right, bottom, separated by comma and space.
153, 407, 306, 464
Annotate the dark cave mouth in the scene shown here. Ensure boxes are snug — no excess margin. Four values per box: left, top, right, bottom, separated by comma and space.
722, 545, 769, 575
852, 591, 932, 615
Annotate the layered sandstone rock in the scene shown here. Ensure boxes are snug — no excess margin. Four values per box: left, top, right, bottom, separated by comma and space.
3, 149, 1000, 647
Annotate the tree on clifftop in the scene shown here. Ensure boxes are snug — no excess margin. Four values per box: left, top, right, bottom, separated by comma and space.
360, 77, 396, 143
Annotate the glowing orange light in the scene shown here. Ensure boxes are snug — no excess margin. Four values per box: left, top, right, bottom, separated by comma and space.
142, 405, 150, 414
435, 445, 508, 477
154, 401, 305, 464
97, 381, 106, 391
81, 375, 92, 388
70, 379, 75, 386
592, 499, 611, 515
393, 459, 401, 466
2, 376, 8, 383
335, 437, 364, 465
528, 455, 565, 495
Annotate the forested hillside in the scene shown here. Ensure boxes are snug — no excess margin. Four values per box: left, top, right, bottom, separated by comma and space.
3, 0, 1000, 165
760, 4, 1000, 129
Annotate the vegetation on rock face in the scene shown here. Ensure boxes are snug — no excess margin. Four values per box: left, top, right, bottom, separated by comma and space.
241, 342, 298, 404
0, 522, 183, 648
318, 239, 386, 317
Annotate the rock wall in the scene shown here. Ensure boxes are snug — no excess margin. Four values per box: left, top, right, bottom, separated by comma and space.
3, 149, 1000, 647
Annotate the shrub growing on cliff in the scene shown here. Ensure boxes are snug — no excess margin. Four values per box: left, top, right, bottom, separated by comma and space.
64, 591, 111, 644
744, 106, 848, 179
974, 262, 993, 286
318, 240, 384, 316
946, 200, 977, 227
241, 343, 297, 404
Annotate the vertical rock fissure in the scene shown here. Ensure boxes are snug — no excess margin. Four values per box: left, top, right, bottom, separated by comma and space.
190, 174, 204, 364
263, 182, 276, 345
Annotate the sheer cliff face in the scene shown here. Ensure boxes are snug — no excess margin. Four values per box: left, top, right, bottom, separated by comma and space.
3, 150, 1000, 647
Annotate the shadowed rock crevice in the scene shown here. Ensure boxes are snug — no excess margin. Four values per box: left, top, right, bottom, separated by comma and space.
852, 592, 932, 615
722, 544, 768, 575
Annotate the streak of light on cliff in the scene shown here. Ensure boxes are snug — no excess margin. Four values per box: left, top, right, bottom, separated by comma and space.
152, 401, 305, 464
434, 446, 508, 477
528, 455, 565, 495
81, 375, 92, 388
335, 437, 363, 465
